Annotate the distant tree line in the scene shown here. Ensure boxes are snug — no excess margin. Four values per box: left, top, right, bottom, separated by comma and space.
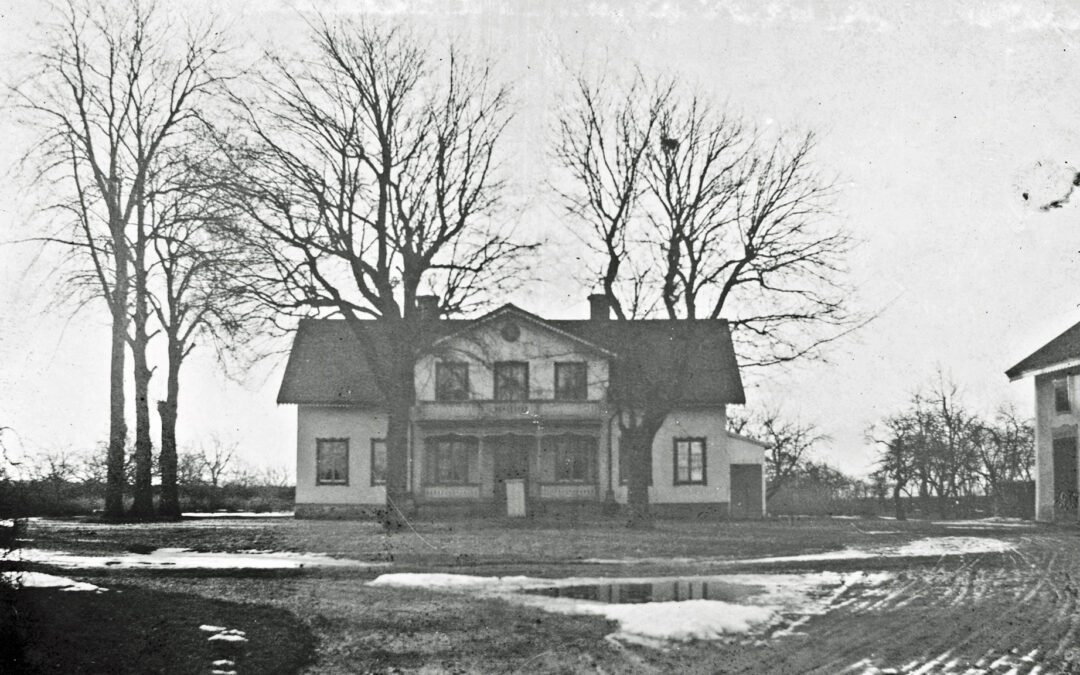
868, 375, 1033, 520
0, 438, 292, 517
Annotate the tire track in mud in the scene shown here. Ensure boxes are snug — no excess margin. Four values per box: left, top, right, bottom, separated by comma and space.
716, 533, 1080, 675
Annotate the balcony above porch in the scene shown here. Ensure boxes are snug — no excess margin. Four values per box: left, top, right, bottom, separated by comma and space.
412, 400, 607, 423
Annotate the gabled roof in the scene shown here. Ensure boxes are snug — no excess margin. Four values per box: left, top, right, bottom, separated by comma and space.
278, 313, 745, 406
432, 303, 616, 357
1006, 319, 1080, 380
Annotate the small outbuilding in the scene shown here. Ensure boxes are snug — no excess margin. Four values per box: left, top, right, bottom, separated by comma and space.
1006, 319, 1080, 521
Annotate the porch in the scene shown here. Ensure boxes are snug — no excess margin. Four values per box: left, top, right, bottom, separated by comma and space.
411, 426, 609, 515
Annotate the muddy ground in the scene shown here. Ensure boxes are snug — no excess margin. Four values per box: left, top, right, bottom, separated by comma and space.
5, 516, 1080, 674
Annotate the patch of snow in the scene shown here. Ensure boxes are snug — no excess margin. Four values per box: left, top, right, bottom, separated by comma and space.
582, 599, 774, 646
208, 633, 248, 643
202, 626, 248, 644
368, 570, 894, 646
368, 573, 535, 590
733, 536, 1014, 565
935, 517, 1035, 529
183, 511, 294, 518
13, 547, 384, 570
1, 571, 106, 592
581, 536, 1013, 567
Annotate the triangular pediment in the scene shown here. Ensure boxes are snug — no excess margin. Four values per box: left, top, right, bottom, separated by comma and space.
431, 304, 615, 357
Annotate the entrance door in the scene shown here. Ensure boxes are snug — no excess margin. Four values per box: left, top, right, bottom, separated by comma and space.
491, 435, 531, 511
1054, 436, 1078, 517
730, 464, 763, 519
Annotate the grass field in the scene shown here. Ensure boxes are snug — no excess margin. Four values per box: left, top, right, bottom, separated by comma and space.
2, 514, 1072, 673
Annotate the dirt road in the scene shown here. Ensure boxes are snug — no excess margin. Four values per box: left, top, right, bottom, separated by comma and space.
714, 532, 1080, 674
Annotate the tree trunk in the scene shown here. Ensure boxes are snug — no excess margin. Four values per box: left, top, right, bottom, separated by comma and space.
129, 215, 154, 519
892, 482, 906, 521
382, 332, 417, 531
622, 419, 663, 529
104, 219, 128, 520
157, 341, 181, 518
157, 399, 179, 519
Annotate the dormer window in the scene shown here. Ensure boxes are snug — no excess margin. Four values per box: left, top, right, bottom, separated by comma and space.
494, 361, 529, 401
1055, 376, 1071, 413
435, 362, 470, 401
554, 362, 587, 400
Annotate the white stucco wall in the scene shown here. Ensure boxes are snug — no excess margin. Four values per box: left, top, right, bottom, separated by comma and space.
1034, 373, 1080, 522
728, 433, 769, 515
295, 406, 387, 505
608, 408, 759, 505
414, 318, 609, 401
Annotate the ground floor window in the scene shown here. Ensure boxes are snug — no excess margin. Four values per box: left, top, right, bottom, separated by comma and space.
540, 435, 597, 483
316, 438, 349, 485
674, 438, 706, 485
370, 439, 387, 486
426, 436, 480, 485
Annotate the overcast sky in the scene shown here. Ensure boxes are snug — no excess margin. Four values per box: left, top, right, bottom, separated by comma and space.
3, 0, 1080, 478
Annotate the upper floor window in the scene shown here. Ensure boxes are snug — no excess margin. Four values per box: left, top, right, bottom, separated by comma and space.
554, 362, 588, 400
673, 438, 706, 485
370, 439, 387, 486
316, 438, 349, 485
435, 362, 470, 401
494, 361, 529, 401
1055, 377, 1072, 413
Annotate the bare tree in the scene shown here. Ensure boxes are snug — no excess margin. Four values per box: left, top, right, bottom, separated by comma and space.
13, 0, 227, 518
198, 436, 235, 489
729, 410, 826, 499
970, 405, 1034, 515
213, 19, 531, 528
554, 70, 855, 523
868, 413, 919, 521
145, 144, 266, 519
870, 375, 1033, 520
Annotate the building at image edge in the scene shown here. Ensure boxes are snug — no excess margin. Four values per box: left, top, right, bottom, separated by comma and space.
278, 296, 767, 519
1007, 318, 1080, 522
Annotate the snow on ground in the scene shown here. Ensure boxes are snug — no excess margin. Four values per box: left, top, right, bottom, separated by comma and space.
933, 517, 1036, 530
368, 570, 893, 646
12, 547, 385, 570
733, 536, 1014, 565
1, 571, 106, 592
582, 536, 1016, 566
182, 512, 294, 519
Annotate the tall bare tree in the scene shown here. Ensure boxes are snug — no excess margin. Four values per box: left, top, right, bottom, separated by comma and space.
554, 71, 855, 523
14, 0, 226, 518
729, 410, 826, 499
215, 19, 531, 527
147, 146, 264, 518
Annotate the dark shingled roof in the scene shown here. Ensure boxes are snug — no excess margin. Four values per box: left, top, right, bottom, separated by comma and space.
277, 307, 745, 406
1007, 319, 1080, 380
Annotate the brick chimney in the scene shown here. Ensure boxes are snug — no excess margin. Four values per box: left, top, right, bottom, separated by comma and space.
416, 295, 440, 320
588, 293, 611, 320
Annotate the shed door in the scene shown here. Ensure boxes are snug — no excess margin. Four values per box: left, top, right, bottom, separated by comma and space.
730, 464, 763, 519
1054, 436, 1078, 517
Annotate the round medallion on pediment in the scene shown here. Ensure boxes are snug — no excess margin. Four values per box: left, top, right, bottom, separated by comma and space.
500, 321, 521, 342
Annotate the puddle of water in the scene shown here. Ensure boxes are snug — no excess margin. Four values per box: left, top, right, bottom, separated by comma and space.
522, 578, 762, 604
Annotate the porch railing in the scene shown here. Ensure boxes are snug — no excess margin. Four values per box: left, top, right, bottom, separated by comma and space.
412, 400, 606, 423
